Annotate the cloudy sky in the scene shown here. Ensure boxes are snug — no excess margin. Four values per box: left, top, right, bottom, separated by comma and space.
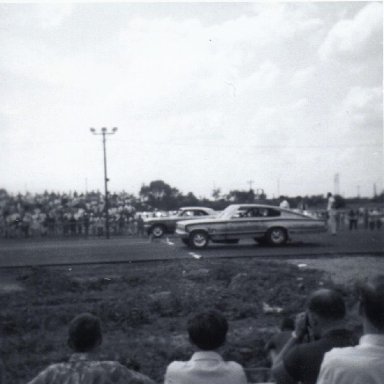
1, 1, 382, 198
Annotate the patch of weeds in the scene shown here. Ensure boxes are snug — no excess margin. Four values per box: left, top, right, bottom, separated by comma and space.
18, 267, 80, 295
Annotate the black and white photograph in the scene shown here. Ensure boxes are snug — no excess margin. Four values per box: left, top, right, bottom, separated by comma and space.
0, 1, 383, 383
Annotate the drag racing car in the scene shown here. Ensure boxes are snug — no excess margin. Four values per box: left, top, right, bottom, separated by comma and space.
176, 204, 327, 249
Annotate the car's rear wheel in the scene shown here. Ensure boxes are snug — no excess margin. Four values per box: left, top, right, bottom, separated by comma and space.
189, 231, 209, 249
265, 227, 288, 246
151, 225, 165, 238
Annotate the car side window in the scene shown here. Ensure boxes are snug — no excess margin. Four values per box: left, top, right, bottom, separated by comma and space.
267, 209, 281, 217
232, 209, 246, 218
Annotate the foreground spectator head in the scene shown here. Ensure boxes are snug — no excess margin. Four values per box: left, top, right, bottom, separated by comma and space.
68, 313, 102, 352
358, 275, 384, 332
188, 310, 228, 350
307, 288, 346, 337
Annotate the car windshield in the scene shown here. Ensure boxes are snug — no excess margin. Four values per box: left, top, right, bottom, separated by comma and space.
217, 205, 238, 219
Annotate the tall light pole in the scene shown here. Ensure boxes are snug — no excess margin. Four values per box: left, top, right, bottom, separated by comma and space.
90, 127, 118, 239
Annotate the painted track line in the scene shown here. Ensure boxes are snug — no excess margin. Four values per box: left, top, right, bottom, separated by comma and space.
188, 252, 202, 259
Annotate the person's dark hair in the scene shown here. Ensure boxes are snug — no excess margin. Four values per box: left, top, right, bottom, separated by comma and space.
308, 289, 346, 321
68, 313, 102, 352
188, 310, 228, 350
358, 275, 384, 331
280, 317, 294, 331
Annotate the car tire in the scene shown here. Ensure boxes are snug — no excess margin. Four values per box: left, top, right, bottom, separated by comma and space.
265, 227, 288, 246
150, 225, 165, 238
189, 231, 209, 249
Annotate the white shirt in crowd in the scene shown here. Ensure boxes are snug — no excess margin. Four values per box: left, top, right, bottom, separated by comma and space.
164, 351, 247, 384
316, 334, 384, 384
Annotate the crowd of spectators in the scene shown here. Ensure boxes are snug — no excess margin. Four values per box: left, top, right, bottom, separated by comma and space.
0, 190, 150, 239
1, 190, 382, 240
17, 274, 384, 384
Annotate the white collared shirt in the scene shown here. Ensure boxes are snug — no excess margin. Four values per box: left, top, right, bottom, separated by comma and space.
317, 334, 384, 384
164, 351, 247, 384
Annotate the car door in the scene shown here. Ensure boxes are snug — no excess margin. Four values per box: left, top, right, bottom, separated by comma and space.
225, 207, 257, 239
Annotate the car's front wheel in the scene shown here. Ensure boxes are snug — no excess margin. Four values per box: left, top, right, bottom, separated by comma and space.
265, 227, 288, 246
150, 225, 165, 238
189, 231, 209, 249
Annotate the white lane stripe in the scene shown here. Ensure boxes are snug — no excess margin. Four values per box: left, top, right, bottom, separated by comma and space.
160, 238, 175, 246
166, 237, 175, 245
189, 252, 202, 259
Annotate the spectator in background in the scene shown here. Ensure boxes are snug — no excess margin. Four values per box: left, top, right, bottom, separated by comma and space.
348, 209, 358, 230
326, 193, 337, 236
164, 310, 247, 384
363, 207, 369, 229
272, 289, 356, 384
297, 198, 307, 213
317, 275, 384, 384
137, 214, 145, 237
279, 199, 290, 209
27, 313, 155, 384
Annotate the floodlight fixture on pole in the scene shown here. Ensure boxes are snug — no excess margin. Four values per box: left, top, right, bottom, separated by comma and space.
90, 127, 118, 239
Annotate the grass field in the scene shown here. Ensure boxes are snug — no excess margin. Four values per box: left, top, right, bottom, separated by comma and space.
1, 255, 381, 383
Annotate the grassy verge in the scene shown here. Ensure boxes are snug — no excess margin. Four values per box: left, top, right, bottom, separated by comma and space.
1, 258, 358, 383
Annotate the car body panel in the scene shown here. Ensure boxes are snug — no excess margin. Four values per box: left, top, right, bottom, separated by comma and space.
176, 204, 327, 246
143, 207, 217, 236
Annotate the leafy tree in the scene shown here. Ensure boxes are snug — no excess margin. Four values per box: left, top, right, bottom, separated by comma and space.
181, 192, 199, 207
334, 194, 346, 209
139, 180, 182, 210
226, 189, 255, 203
212, 188, 221, 201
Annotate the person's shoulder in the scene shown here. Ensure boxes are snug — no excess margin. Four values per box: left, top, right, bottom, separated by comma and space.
224, 360, 247, 377
27, 363, 70, 384
325, 344, 358, 359
41, 362, 70, 373
165, 360, 187, 372
322, 345, 358, 367
224, 360, 245, 370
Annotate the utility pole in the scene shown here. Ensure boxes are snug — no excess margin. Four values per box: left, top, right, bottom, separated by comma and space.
90, 127, 118, 239
247, 180, 254, 191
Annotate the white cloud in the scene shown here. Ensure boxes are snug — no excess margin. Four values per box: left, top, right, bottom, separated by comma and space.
35, 4, 74, 29
319, 2, 382, 61
290, 66, 316, 88
340, 86, 383, 129
243, 61, 281, 91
